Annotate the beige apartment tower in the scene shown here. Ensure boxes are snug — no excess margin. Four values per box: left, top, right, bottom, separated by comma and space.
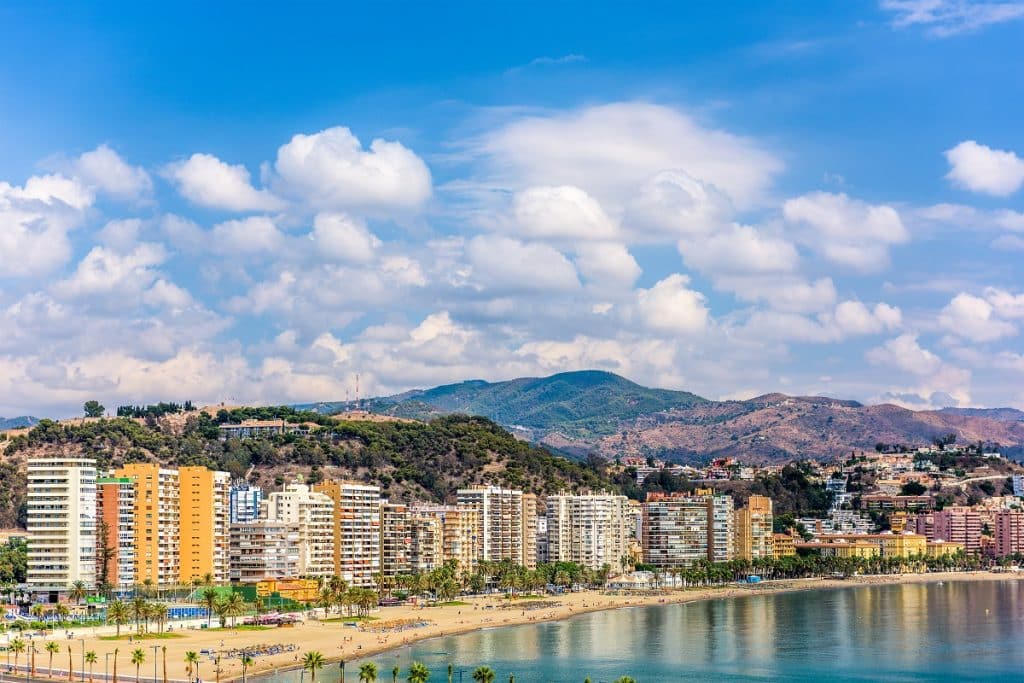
312, 480, 381, 586
264, 482, 336, 578
545, 492, 631, 572
457, 486, 537, 568
735, 495, 775, 561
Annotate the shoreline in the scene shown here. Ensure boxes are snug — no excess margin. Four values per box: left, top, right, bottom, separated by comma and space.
14, 571, 1022, 682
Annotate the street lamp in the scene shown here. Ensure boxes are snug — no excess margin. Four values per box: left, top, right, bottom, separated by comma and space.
105, 653, 111, 683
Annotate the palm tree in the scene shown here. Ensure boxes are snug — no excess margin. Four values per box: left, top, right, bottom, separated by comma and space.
85, 652, 97, 683
447, 664, 453, 683
108, 600, 130, 637
407, 662, 430, 683
130, 650, 145, 683
240, 655, 253, 683
223, 592, 247, 627
55, 604, 71, 623
67, 645, 74, 682
613, 678, 636, 683
392, 665, 400, 683
162, 646, 168, 683
131, 597, 148, 634
10, 638, 26, 673
358, 662, 378, 682
69, 580, 88, 604
112, 649, 119, 683
184, 652, 200, 683
201, 587, 219, 627
302, 652, 325, 683
150, 603, 169, 634
471, 667, 494, 683
46, 641, 61, 676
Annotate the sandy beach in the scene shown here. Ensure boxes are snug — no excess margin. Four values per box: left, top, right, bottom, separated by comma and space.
8, 571, 1021, 682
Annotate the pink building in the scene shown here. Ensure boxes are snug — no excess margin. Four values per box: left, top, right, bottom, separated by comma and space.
995, 511, 1024, 558
932, 507, 982, 554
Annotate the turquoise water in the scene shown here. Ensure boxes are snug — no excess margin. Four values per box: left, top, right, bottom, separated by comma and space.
266, 580, 1024, 682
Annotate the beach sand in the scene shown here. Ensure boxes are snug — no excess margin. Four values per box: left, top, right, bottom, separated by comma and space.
12, 571, 1022, 682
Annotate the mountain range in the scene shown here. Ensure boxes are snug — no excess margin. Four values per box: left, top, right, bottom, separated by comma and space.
0, 416, 38, 431
299, 371, 1024, 463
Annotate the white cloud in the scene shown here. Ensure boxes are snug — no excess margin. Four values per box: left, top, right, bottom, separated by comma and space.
944, 140, 1024, 196
465, 235, 580, 292
832, 301, 903, 335
982, 287, 1024, 319
142, 279, 194, 311
210, 216, 285, 254
165, 153, 284, 211
0, 174, 93, 279
574, 242, 642, 289
310, 213, 381, 263
867, 333, 943, 375
511, 185, 619, 241
716, 275, 837, 313
72, 144, 152, 200
938, 292, 1017, 342
625, 170, 733, 239
783, 192, 908, 271
52, 243, 166, 299
882, 0, 1024, 37
271, 126, 431, 215
679, 223, 799, 275
468, 102, 782, 211
635, 274, 710, 335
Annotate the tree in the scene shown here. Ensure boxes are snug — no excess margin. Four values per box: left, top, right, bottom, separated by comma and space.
392, 665, 400, 683
240, 655, 253, 683
184, 652, 200, 683
131, 649, 145, 683
407, 662, 430, 683
471, 667, 494, 683
201, 587, 219, 627
222, 592, 247, 627
68, 645, 74, 682
302, 652, 325, 683
900, 481, 927, 496
85, 652, 98, 683
162, 646, 168, 683
69, 580, 88, 604
46, 640, 61, 676
10, 638, 26, 673
613, 678, 636, 683
84, 401, 105, 418
108, 600, 130, 636
358, 662, 378, 683
112, 649, 119, 683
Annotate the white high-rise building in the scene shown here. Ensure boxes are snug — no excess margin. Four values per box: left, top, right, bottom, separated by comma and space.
545, 492, 631, 572
263, 482, 335, 577
26, 457, 98, 595
229, 520, 301, 582
457, 486, 537, 568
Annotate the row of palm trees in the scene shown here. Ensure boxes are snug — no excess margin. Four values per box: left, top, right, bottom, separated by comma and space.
300, 651, 636, 683
6, 639, 164, 683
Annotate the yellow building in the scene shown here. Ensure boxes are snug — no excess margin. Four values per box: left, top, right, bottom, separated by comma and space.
890, 511, 908, 534
178, 467, 231, 584
256, 578, 319, 603
773, 533, 796, 558
735, 495, 774, 561
879, 533, 927, 558
925, 540, 964, 557
116, 463, 180, 586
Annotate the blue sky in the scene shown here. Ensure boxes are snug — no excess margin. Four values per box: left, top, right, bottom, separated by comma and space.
1, 0, 1023, 417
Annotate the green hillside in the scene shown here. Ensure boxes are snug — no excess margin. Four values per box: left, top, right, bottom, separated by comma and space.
0, 411, 617, 526
304, 370, 708, 438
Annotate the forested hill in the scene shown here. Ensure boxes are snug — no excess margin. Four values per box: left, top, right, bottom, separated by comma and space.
0, 410, 616, 527
299, 370, 709, 438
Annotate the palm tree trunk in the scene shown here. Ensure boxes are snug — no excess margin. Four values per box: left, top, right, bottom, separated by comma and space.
68, 646, 74, 682
162, 649, 167, 683
113, 652, 118, 683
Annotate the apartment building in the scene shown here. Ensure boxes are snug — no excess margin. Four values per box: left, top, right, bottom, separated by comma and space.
932, 507, 983, 554
264, 482, 335, 578
229, 483, 263, 523
115, 463, 181, 586
96, 476, 135, 590
312, 480, 383, 585
994, 511, 1024, 558
178, 467, 231, 583
735, 495, 774, 561
641, 489, 735, 568
413, 505, 480, 572
408, 510, 443, 572
228, 520, 301, 582
545, 492, 631, 572
380, 502, 411, 580
26, 457, 98, 597
457, 486, 537, 568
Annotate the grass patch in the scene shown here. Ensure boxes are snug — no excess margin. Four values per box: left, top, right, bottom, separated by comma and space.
101, 633, 184, 641
427, 600, 470, 607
